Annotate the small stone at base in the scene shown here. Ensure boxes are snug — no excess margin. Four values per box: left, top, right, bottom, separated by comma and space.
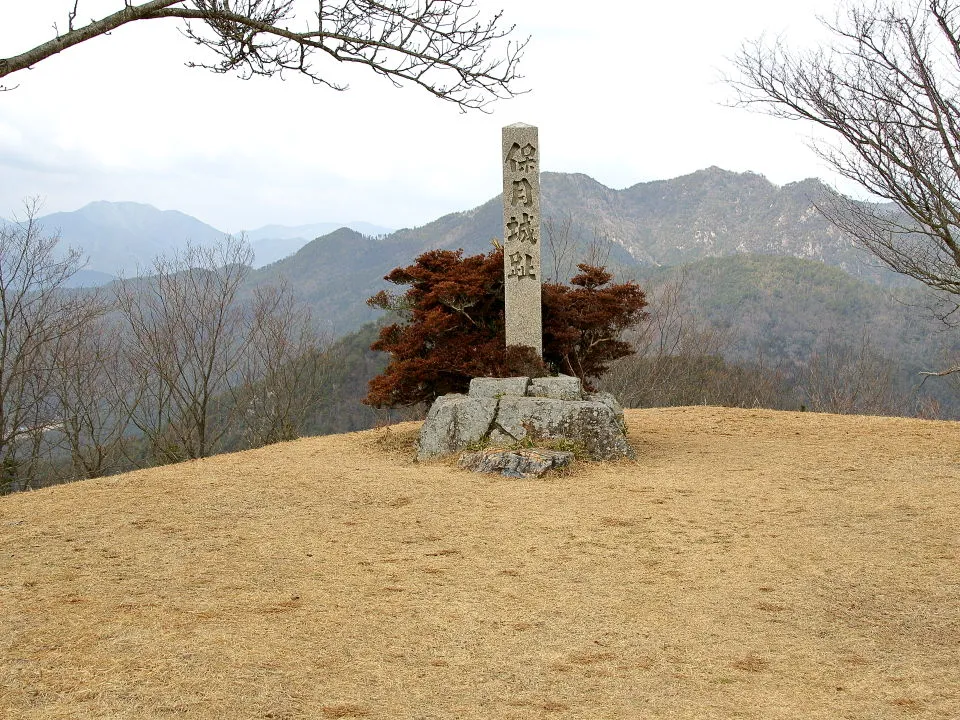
458, 448, 573, 478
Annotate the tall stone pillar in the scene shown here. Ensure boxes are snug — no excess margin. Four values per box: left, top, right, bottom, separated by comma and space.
502, 123, 543, 356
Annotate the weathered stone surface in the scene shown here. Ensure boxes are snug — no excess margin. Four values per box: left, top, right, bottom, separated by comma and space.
458, 448, 573, 478
416, 394, 497, 459
491, 396, 634, 460
528, 374, 583, 401
587, 391, 627, 431
469, 376, 530, 398
502, 123, 542, 356
418, 376, 634, 463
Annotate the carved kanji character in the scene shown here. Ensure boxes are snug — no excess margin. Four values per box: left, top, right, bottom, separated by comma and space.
507, 251, 536, 279
510, 178, 533, 207
505, 142, 538, 173
506, 212, 538, 244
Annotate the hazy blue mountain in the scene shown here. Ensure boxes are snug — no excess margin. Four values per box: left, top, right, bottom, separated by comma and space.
243, 221, 393, 242
245, 222, 394, 268
38, 201, 227, 276
25, 202, 396, 274
63, 269, 117, 288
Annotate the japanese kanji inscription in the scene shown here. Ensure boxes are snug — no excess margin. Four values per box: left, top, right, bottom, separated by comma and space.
502, 123, 543, 356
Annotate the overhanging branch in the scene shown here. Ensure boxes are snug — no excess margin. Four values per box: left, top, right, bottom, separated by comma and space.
0, 0, 526, 110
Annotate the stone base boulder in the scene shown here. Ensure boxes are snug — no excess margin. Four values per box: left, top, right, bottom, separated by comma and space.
417, 375, 633, 462
414, 394, 499, 458
458, 448, 574, 478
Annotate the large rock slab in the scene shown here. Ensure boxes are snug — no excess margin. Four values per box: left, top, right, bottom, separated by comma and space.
416, 394, 498, 458
458, 448, 573, 478
586, 391, 627, 432
490, 396, 634, 460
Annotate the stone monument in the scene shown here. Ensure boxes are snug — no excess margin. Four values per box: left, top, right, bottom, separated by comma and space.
502, 123, 543, 356
414, 124, 635, 476
417, 374, 634, 464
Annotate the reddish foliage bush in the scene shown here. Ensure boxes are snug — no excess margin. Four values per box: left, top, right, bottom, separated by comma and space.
542, 264, 647, 382
364, 247, 647, 408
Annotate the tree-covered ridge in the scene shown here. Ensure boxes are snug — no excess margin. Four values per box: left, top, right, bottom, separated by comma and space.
640, 254, 947, 368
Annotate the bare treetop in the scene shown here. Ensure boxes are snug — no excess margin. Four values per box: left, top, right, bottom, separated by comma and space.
730, 0, 960, 305
0, 0, 528, 111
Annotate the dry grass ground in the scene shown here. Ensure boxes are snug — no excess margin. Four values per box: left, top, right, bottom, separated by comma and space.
1, 407, 958, 719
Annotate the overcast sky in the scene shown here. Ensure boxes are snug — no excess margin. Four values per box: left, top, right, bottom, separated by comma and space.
1, 0, 850, 233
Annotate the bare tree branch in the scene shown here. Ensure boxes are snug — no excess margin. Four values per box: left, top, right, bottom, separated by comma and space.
1, 1, 527, 110
729, 1, 960, 296
919, 362, 960, 377
729, 0, 960, 378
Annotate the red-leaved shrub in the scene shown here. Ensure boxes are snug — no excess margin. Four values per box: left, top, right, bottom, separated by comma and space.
364, 247, 647, 407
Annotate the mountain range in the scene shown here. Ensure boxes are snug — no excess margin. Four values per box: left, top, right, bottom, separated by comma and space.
10, 167, 882, 282
6, 167, 957, 416
10, 167, 952, 353
5, 201, 394, 277
246, 168, 914, 335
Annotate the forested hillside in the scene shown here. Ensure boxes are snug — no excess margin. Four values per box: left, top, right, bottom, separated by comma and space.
636, 255, 948, 368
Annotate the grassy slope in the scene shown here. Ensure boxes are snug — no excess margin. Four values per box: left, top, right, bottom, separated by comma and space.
2, 408, 959, 719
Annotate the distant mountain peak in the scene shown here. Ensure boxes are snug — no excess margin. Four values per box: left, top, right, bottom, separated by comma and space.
80, 200, 159, 211
37, 202, 227, 276
318, 227, 366, 242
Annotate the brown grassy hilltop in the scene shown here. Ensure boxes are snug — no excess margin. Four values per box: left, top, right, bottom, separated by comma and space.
1, 407, 959, 720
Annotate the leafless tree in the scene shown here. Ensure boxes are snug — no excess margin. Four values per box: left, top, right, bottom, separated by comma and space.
49, 310, 135, 480
0, 201, 100, 492
600, 271, 792, 410
602, 272, 728, 406
542, 213, 577, 284
542, 213, 618, 284
582, 225, 615, 270
730, 0, 960, 375
0, 1, 527, 110
115, 237, 252, 463
801, 332, 903, 415
234, 282, 335, 447
604, 273, 717, 402
114, 237, 329, 463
